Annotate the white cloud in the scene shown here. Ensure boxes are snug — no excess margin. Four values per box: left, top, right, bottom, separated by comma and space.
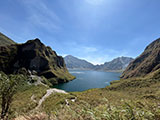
81, 55, 110, 65
73, 47, 129, 65
60, 54, 68, 57
19, 0, 61, 32
61, 42, 130, 65
28, 14, 60, 31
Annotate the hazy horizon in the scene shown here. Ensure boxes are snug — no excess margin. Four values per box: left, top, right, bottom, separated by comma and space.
0, 0, 160, 64
64, 54, 134, 65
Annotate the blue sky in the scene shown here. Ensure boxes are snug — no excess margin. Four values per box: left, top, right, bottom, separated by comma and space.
0, 0, 160, 64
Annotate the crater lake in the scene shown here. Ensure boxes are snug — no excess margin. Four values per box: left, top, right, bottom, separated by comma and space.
54, 70, 121, 92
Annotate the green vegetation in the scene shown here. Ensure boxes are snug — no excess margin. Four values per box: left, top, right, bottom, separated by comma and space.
5, 69, 159, 119
0, 69, 160, 120
11, 85, 48, 116
18, 85, 159, 120
0, 35, 159, 119
0, 72, 48, 119
0, 32, 16, 46
0, 38, 75, 85
0, 72, 26, 119
1, 26, 160, 119
43, 68, 76, 85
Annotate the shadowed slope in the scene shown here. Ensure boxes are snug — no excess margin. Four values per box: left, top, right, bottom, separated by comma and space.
0, 38, 75, 85
121, 38, 160, 79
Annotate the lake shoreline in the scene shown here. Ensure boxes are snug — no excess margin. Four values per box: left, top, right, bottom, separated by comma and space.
54, 70, 121, 92
68, 69, 124, 73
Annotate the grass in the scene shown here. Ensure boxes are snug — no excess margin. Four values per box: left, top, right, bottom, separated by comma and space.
0, 32, 16, 46
1, 69, 160, 119
8, 84, 48, 118
37, 90, 160, 120
37, 69, 160, 119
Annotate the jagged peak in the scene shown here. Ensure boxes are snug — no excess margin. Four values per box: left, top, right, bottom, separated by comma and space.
23, 38, 45, 49
34, 38, 41, 42
26, 38, 43, 45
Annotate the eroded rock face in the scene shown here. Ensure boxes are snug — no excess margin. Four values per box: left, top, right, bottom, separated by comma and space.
121, 38, 160, 79
0, 38, 75, 84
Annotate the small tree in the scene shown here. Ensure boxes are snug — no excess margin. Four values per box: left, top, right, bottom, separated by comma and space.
0, 72, 25, 120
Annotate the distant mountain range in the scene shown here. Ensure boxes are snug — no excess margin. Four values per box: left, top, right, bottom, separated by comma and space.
64, 55, 95, 70
95, 57, 134, 71
64, 55, 134, 72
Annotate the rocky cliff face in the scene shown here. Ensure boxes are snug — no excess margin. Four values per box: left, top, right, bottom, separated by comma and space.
0, 38, 75, 84
121, 38, 160, 79
0, 32, 16, 46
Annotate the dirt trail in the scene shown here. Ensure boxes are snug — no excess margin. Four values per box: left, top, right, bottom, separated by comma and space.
15, 88, 67, 120
35, 88, 67, 109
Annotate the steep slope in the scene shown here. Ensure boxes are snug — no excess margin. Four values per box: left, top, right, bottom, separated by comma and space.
121, 38, 160, 79
0, 32, 16, 46
0, 38, 75, 84
95, 57, 134, 71
64, 55, 95, 70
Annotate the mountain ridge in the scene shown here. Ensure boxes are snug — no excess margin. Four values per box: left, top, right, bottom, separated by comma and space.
64, 55, 134, 71
64, 55, 95, 70
0, 38, 75, 85
95, 56, 134, 71
121, 38, 160, 79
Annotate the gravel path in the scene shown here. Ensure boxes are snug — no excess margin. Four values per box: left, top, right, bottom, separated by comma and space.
35, 88, 67, 109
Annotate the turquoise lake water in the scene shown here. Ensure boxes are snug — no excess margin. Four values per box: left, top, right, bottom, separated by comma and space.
54, 70, 121, 92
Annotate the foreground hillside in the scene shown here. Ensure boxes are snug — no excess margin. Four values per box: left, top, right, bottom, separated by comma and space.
0, 32, 16, 46
5, 68, 160, 120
